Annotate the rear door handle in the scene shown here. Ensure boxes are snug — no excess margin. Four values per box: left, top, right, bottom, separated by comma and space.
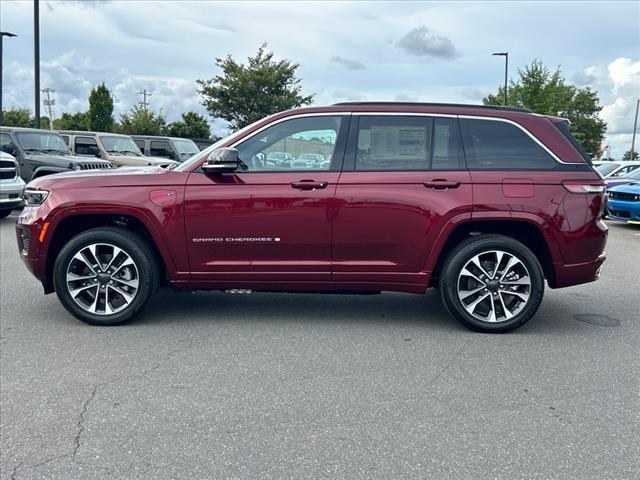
423, 180, 461, 190
290, 180, 328, 191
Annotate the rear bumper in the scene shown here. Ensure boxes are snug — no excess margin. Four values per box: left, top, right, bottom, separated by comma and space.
552, 252, 606, 288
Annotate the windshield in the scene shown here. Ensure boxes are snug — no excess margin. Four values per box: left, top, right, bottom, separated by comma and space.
173, 139, 200, 156
596, 163, 620, 176
100, 136, 142, 156
176, 116, 277, 172
15, 131, 70, 154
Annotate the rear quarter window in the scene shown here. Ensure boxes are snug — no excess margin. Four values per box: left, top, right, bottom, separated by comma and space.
460, 118, 557, 169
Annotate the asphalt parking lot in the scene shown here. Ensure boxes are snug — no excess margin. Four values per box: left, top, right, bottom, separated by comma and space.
1, 211, 638, 480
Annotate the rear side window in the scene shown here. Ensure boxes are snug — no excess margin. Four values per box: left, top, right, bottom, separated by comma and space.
0, 133, 12, 148
355, 116, 463, 170
460, 118, 556, 169
74, 136, 98, 155
556, 120, 592, 164
150, 140, 172, 158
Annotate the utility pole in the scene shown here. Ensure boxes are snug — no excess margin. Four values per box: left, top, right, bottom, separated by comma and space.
138, 89, 151, 111
34, 0, 40, 128
492, 52, 509, 106
1, 31, 18, 125
631, 98, 639, 160
41, 87, 55, 129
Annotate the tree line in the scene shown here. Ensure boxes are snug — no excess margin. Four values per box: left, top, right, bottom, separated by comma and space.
2, 44, 631, 159
1, 83, 212, 139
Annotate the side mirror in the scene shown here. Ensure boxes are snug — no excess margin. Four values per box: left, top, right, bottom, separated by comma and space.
1, 143, 16, 156
88, 145, 101, 157
201, 147, 239, 174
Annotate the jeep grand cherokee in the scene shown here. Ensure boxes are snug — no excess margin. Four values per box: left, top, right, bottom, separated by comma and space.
16, 103, 607, 332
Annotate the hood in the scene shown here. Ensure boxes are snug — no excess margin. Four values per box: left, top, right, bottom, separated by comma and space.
606, 178, 635, 188
27, 152, 111, 166
109, 153, 175, 166
608, 182, 640, 194
30, 165, 162, 182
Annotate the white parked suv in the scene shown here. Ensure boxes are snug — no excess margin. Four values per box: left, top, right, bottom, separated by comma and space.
0, 151, 26, 218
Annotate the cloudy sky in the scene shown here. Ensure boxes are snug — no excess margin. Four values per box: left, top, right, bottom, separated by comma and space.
1, 0, 638, 157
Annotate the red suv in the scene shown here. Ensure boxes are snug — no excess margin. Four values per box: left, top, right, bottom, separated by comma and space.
16, 103, 607, 332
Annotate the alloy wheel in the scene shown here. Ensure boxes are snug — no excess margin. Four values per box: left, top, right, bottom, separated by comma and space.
65, 243, 140, 315
456, 250, 531, 323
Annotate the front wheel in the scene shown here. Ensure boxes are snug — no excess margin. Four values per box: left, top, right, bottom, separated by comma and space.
439, 234, 545, 333
53, 227, 159, 325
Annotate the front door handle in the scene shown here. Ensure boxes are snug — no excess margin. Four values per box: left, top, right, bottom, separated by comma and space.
290, 180, 328, 191
423, 180, 461, 190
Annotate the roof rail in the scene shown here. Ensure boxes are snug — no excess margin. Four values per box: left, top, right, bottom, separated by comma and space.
332, 101, 531, 113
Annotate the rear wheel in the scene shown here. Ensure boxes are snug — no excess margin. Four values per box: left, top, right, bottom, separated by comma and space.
53, 227, 159, 325
439, 234, 544, 333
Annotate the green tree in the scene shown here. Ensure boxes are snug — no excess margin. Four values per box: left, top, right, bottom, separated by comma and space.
1, 108, 32, 127
165, 111, 211, 138
1, 108, 52, 129
623, 149, 639, 161
197, 43, 314, 130
118, 105, 166, 135
483, 60, 607, 157
53, 111, 90, 131
88, 83, 114, 132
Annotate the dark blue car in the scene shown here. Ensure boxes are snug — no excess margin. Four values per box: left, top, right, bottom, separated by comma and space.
607, 181, 640, 224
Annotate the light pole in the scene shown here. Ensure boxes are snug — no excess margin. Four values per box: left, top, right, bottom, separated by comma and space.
492, 52, 508, 106
34, 0, 41, 128
0, 31, 18, 125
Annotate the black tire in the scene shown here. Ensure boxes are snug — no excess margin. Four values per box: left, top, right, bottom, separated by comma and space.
438, 234, 544, 333
0, 209, 12, 219
53, 227, 160, 326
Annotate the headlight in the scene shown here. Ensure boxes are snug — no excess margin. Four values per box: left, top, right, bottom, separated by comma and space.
23, 188, 50, 206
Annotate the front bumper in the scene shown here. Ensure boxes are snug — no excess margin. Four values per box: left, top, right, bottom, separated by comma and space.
0, 177, 26, 209
607, 199, 640, 223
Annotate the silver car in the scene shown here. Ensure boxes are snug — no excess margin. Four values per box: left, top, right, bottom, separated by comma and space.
0, 151, 25, 218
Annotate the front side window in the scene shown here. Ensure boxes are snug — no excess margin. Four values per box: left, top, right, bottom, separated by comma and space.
134, 139, 146, 154
150, 141, 173, 158
355, 116, 462, 171
16, 132, 70, 154
74, 136, 99, 156
235, 116, 342, 172
460, 118, 556, 169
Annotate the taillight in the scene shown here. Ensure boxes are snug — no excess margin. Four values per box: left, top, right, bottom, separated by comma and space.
561, 181, 606, 194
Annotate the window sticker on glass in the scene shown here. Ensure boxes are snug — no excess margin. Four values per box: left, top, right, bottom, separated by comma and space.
370, 126, 427, 161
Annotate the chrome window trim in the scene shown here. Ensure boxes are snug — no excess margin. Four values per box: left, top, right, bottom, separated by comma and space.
228, 112, 353, 149
206, 110, 567, 167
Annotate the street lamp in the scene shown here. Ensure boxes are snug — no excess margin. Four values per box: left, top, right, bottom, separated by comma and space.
0, 31, 18, 125
492, 52, 508, 106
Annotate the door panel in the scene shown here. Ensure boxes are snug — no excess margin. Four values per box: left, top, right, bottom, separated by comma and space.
333, 171, 472, 283
184, 114, 349, 282
185, 172, 339, 281
332, 114, 472, 284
